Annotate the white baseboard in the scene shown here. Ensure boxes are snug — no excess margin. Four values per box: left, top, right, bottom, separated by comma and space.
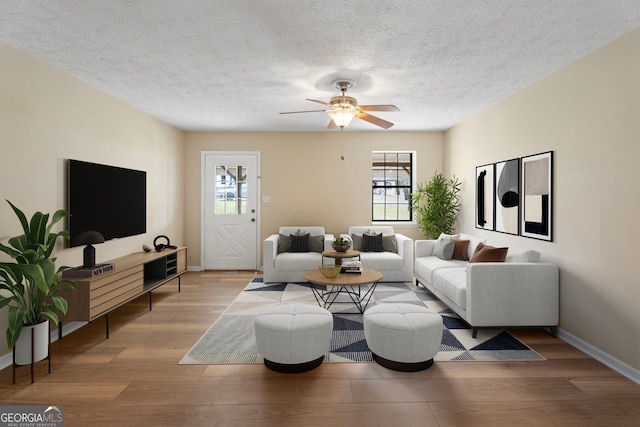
186, 266, 264, 272
0, 321, 87, 372
557, 328, 640, 385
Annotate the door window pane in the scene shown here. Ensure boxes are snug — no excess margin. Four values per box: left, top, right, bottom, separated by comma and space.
215, 164, 248, 215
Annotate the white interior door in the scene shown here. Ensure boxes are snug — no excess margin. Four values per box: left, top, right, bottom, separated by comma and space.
202, 152, 259, 270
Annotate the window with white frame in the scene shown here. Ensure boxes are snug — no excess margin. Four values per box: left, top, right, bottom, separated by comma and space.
371, 151, 413, 221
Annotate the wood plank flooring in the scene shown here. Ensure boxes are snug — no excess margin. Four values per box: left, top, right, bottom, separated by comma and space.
1, 271, 639, 426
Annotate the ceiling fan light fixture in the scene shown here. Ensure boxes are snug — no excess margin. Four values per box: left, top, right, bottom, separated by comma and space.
328, 109, 357, 128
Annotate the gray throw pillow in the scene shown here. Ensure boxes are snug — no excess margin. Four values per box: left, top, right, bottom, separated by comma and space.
434, 237, 455, 260
382, 235, 398, 253
309, 234, 324, 253
277, 234, 290, 253
350, 233, 363, 251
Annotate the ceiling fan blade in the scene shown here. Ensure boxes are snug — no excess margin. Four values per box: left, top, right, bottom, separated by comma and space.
327, 119, 338, 129
306, 99, 331, 106
358, 104, 400, 112
279, 109, 327, 114
357, 112, 394, 129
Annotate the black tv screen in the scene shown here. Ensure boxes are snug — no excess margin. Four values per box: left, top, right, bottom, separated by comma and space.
68, 159, 146, 247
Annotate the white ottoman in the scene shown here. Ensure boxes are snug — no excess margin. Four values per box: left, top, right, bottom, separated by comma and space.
364, 303, 443, 371
254, 304, 333, 373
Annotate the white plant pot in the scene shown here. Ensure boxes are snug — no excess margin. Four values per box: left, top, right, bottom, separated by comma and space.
14, 319, 50, 365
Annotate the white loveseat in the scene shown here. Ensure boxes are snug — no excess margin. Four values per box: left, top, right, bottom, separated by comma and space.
263, 226, 334, 283
414, 232, 559, 337
344, 226, 414, 282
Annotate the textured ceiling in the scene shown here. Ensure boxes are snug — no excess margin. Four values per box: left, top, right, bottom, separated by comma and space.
1, 1, 640, 132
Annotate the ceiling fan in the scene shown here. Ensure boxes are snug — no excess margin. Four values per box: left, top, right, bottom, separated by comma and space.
280, 80, 399, 129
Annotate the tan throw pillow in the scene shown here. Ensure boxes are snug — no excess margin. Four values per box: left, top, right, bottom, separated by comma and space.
382, 235, 398, 253
309, 234, 324, 253
350, 233, 363, 251
277, 234, 290, 253
469, 242, 508, 263
450, 238, 470, 260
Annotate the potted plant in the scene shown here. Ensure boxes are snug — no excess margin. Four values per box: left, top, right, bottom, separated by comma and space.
331, 236, 352, 252
0, 200, 74, 365
412, 172, 461, 239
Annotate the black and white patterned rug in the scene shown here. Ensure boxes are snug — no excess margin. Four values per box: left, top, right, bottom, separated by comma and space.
179, 278, 544, 365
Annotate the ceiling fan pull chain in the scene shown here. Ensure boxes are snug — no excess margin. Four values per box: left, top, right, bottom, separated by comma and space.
340, 128, 345, 160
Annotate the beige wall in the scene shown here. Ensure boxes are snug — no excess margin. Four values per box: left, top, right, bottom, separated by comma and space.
446, 28, 640, 372
0, 44, 185, 356
184, 131, 444, 267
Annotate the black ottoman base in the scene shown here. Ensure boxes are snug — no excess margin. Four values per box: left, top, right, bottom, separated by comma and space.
263, 356, 324, 373
372, 353, 434, 372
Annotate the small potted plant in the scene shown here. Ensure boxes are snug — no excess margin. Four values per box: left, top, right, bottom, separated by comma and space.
0, 200, 75, 367
331, 236, 352, 252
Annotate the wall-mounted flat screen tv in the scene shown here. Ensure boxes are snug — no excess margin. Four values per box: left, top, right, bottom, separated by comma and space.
68, 159, 146, 247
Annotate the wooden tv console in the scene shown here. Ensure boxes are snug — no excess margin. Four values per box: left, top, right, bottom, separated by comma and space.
61, 247, 187, 338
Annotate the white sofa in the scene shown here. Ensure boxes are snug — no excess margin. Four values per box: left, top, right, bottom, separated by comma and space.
344, 226, 414, 282
414, 232, 559, 337
263, 226, 334, 283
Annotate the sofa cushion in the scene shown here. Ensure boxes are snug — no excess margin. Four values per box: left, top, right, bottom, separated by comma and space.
434, 237, 455, 260
432, 268, 467, 309
274, 252, 323, 271
451, 239, 470, 260
439, 232, 460, 240
415, 256, 467, 284
289, 233, 310, 252
459, 233, 487, 260
483, 239, 541, 263
359, 252, 404, 271
362, 232, 384, 252
469, 242, 508, 262
506, 246, 541, 263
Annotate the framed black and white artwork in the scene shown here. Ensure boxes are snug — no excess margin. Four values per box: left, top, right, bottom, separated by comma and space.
521, 151, 553, 241
495, 158, 520, 235
475, 164, 495, 231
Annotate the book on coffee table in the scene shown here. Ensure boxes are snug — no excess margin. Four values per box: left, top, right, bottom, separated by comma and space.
341, 260, 363, 274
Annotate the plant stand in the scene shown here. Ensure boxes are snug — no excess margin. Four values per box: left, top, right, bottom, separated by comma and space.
12, 326, 51, 384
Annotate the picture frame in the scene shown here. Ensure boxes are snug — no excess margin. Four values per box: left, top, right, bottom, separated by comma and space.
521, 151, 553, 241
475, 164, 495, 231
494, 158, 520, 235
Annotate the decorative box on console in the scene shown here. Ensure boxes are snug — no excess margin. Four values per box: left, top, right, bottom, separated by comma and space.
62, 263, 115, 279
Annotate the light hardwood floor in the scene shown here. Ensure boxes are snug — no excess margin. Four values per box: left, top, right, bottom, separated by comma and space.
1, 271, 639, 426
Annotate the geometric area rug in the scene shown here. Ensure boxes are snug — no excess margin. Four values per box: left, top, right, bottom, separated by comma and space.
179, 278, 544, 365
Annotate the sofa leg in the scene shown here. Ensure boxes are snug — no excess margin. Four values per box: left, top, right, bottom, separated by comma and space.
550, 327, 557, 338
472, 327, 478, 338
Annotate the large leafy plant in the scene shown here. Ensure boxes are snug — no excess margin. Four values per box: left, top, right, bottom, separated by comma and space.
412, 172, 461, 239
0, 200, 74, 349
